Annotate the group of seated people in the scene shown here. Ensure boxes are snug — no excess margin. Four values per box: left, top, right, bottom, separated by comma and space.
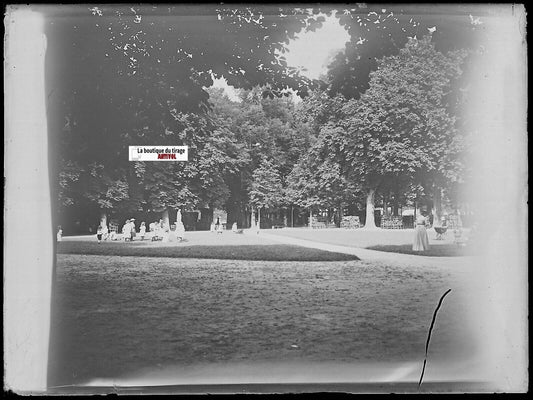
94, 216, 247, 242
94, 218, 186, 243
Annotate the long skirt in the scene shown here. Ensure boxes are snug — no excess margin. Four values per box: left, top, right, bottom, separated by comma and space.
413, 225, 429, 251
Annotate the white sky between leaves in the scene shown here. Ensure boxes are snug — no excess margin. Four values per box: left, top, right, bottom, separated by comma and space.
211, 14, 350, 102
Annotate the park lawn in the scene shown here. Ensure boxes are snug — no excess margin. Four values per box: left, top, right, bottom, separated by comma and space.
48, 254, 480, 387
56, 241, 360, 262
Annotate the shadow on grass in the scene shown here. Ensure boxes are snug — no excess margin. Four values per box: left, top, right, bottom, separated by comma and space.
366, 244, 479, 257
57, 241, 360, 261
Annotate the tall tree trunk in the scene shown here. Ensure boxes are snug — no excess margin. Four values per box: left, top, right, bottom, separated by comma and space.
257, 207, 261, 230
309, 207, 312, 229
364, 188, 377, 229
238, 205, 245, 229
250, 207, 256, 229
432, 186, 443, 227
291, 205, 294, 227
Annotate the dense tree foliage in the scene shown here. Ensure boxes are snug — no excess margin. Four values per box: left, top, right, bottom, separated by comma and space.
47, 5, 482, 231
325, 4, 485, 100
287, 36, 469, 228
206, 88, 314, 228
45, 5, 325, 228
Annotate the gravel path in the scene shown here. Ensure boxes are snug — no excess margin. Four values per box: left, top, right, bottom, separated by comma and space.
258, 230, 471, 267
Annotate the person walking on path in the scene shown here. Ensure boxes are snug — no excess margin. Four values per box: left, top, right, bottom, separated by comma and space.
413, 212, 430, 251
56, 226, 63, 242
215, 217, 224, 234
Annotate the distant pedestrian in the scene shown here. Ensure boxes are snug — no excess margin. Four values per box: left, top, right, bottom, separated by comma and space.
101, 223, 109, 240
96, 225, 103, 243
122, 219, 131, 241
130, 219, 136, 241
413, 213, 429, 251
151, 222, 157, 241
139, 222, 146, 240
232, 222, 243, 234
56, 226, 63, 242
216, 217, 224, 234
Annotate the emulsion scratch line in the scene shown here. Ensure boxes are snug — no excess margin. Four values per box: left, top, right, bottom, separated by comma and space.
418, 288, 452, 388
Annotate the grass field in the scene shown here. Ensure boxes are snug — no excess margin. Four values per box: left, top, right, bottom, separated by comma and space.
49, 229, 482, 388
48, 252, 481, 387
56, 241, 360, 261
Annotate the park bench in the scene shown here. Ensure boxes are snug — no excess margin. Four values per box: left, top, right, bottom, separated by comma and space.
310, 215, 333, 229
381, 216, 403, 229
340, 216, 361, 229
272, 225, 285, 229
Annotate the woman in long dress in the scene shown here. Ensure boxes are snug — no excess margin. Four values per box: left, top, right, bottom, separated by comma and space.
129, 219, 136, 241
413, 213, 430, 251
122, 219, 131, 241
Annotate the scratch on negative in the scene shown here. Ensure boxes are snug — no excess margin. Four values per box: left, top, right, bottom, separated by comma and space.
418, 288, 452, 389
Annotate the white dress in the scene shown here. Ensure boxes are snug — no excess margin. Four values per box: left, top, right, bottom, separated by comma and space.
413, 216, 429, 251
122, 223, 131, 239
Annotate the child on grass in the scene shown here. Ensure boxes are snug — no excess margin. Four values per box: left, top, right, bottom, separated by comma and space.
97, 225, 103, 243
139, 222, 146, 241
